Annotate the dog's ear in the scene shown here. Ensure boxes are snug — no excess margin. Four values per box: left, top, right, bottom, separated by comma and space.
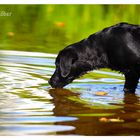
60, 50, 77, 77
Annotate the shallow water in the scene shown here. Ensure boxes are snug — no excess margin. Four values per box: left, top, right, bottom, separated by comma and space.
1, 50, 140, 136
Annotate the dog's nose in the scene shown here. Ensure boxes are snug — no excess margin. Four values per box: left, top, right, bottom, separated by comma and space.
48, 79, 51, 86
48, 79, 55, 87
48, 78, 58, 88
48, 78, 64, 88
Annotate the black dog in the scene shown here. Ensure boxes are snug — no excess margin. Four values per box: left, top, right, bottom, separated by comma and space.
49, 22, 140, 93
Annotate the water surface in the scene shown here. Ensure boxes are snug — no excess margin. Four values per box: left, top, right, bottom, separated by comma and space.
1, 50, 140, 136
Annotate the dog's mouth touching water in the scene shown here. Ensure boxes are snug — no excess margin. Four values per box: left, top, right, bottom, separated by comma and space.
49, 70, 89, 88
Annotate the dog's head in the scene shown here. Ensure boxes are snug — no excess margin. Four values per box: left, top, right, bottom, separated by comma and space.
49, 47, 92, 88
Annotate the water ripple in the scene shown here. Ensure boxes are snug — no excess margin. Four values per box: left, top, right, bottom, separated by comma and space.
1, 50, 136, 136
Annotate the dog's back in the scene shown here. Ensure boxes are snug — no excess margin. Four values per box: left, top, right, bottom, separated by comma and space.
95, 23, 140, 70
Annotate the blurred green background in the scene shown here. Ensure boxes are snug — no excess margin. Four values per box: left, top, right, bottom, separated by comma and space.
0, 4, 140, 54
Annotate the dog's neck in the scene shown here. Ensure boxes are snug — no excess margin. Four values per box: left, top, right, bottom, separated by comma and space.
82, 38, 109, 70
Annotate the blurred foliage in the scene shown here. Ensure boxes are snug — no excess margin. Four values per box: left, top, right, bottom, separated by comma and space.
0, 5, 140, 53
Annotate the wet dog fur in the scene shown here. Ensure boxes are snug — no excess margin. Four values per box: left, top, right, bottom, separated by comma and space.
49, 22, 140, 93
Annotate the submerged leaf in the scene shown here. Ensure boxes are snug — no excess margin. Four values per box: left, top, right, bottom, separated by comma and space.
95, 91, 108, 96
99, 117, 124, 122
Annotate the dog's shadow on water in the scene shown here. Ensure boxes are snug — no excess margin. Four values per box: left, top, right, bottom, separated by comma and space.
48, 88, 140, 135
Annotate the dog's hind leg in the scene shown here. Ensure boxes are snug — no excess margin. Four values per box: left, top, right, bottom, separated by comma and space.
123, 71, 139, 93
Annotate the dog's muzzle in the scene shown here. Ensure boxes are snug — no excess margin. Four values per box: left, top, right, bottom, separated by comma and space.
48, 79, 58, 88
48, 78, 64, 88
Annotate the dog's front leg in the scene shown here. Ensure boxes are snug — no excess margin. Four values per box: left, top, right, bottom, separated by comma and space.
123, 71, 139, 93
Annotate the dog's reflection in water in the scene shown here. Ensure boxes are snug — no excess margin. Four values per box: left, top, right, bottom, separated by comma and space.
49, 88, 91, 116
49, 88, 140, 135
